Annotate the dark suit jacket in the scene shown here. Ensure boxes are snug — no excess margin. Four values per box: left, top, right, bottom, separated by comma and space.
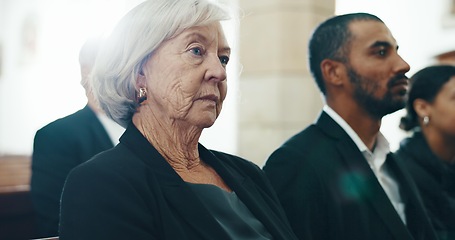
31, 105, 115, 237
396, 131, 455, 239
263, 111, 437, 240
59, 123, 297, 240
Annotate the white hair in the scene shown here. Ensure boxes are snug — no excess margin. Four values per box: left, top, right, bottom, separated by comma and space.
79, 38, 101, 90
91, 0, 230, 128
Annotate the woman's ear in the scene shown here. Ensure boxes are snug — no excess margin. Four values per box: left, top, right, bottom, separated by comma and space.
135, 68, 149, 104
321, 59, 345, 87
136, 72, 148, 104
413, 98, 431, 118
136, 70, 147, 90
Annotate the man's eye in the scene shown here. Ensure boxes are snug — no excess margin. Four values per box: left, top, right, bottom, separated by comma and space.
378, 49, 386, 56
190, 47, 203, 56
219, 56, 229, 66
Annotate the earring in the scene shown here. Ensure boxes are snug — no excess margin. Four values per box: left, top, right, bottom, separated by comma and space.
138, 87, 147, 103
423, 116, 430, 126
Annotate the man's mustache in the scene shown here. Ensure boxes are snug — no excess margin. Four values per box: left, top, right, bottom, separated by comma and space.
387, 74, 409, 88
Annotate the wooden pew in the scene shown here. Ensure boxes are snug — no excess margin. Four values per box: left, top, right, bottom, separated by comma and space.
0, 155, 38, 239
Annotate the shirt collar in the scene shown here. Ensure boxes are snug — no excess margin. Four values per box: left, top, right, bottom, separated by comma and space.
96, 112, 125, 145
323, 105, 368, 151
323, 105, 390, 168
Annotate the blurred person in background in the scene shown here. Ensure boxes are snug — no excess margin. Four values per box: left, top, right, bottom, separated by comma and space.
58, 0, 297, 239
396, 65, 455, 240
30, 38, 124, 238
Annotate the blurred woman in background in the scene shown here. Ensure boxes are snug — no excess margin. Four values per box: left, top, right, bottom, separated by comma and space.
396, 65, 455, 240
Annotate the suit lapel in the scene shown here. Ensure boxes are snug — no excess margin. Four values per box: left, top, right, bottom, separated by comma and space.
199, 147, 292, 239
336, 142, 413, 240
83, 105, 115, 149
89, 119, 113, 149
121, 124, 293, 239
119, 125, 235, 239
317, 112, 413, 240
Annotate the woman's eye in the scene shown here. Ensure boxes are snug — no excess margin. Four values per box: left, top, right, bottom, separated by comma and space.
190, 47, 203, 56
378, 49, 386, 56
219, 56, 229, 66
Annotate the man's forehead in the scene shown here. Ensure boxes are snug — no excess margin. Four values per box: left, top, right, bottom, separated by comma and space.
349, 20, 387, 34
348, 20, 397, 47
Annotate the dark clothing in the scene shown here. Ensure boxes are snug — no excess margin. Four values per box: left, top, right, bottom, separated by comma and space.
59, 123, 297, 240
188, 183, 273, 239
396, 131, 455, 240
263, 112, 437, 240
31, 105, 114, 237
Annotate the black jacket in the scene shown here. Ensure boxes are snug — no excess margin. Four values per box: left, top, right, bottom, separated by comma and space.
59, 123, 297, 240
263, 111, 437, 240
396, 131, 455, 240
31, 105, 114, 237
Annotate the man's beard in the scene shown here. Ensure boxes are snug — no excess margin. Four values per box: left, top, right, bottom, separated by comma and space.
347, 66, 408, 119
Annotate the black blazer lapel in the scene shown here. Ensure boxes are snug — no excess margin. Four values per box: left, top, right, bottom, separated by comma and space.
233, 178, 295, 239
317, 112, 413, 240
82, 105, 115, 149
121, 124, 294, 239
336, 143, 413, 240
120, 125, 231, 239
200, 147, 294, 239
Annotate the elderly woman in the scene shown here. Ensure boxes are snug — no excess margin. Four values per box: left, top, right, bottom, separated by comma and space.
58, 0, 297, 239
396, 65, 455, 239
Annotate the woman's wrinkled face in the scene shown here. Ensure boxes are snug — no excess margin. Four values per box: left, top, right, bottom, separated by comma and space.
140, 22, 230, 129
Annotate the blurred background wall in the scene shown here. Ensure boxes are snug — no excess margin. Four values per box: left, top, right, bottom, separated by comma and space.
1, 0, 455, 167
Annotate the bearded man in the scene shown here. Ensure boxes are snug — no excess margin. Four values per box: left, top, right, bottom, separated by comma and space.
263, 12, 437, 240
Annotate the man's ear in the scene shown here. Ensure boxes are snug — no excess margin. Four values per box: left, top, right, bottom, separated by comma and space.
321, 59, 345, 87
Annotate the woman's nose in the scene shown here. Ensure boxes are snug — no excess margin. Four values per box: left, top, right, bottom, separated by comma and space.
206, 54, 227, 82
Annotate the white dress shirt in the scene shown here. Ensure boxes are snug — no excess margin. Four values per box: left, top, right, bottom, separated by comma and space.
323, 105, 406, 224
96, 113, 125, 145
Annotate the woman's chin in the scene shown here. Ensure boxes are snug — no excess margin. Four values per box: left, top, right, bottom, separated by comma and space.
194, 115, 217, 129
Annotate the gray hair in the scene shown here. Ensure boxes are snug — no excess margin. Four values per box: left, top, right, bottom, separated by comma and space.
91, 0, 230, 128
79, 38, 101, 91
